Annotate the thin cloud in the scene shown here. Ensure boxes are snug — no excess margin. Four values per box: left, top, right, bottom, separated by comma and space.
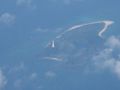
0, 69, 7, 89
16, 0, 36, 9
14, 79, 22, 88
8, 62, 25, 74
45, 71, 56, 79
29, 72, 37, 80
93, 36, 120, 78
16, 0, 32, 6
0, 13, 15, 25
52, 0, 84, 5
43, 57, 63, 62
35, 28, 49, 33
105, 36, 120, 48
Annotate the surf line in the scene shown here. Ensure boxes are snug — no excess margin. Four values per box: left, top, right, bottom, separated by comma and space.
49, 20, 114, 48
56, 20, 114, 38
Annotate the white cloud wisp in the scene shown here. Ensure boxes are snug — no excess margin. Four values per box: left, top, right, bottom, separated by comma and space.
93, 36, 120, 78
0, 13, 15, 25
